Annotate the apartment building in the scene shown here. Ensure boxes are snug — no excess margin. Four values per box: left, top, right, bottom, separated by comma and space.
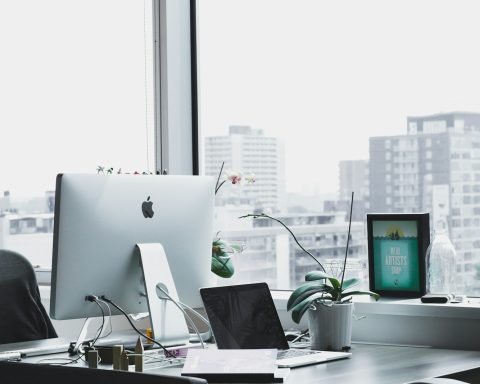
369, 112, 480, 293
205, 125, 286, 213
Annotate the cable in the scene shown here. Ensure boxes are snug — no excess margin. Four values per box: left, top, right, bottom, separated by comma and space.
100, 295, 176, 358
68, 317, 91, 355
178, 302, 210, 327
176, 301, 212, 343
91, 299, 106, 346
155, 287, 205, 349
289, 331, 311, 349
36, 351, 86, 366
96, 297, 113, 339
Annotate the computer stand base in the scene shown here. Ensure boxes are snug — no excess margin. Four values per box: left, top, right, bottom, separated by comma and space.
136, 243, 189, 347
69, 317, 94, 355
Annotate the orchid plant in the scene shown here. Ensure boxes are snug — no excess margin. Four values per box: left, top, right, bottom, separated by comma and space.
241, 193, 379, 324
211, 162, 255, 278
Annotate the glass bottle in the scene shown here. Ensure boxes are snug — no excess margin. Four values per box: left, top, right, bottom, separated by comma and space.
425, 219, 456, 294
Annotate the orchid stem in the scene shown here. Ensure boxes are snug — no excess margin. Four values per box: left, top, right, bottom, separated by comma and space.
340, 191, 354, 291
240, 213, 326, 272
214, 161, 225, 195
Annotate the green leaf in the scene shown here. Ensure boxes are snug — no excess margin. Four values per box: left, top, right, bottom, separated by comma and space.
212, 239, 228, 255
291, 292, 331, 324
340, 290, 380, 301
287, 283, 334, 311
287, 281, 327, 310
211, 256, 234, 278
305, 271, 330, 281
341, 278, 360, 290
327, 276, 341, 290
229, 244, 243, 252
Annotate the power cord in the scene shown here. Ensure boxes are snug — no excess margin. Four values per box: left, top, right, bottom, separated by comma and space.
96, 297, 113, 339
90, 299, 106, 346
68, 297, 108, 356
98, 295, 176, 358
155, 286, 205, 349
167, 296, 212, 342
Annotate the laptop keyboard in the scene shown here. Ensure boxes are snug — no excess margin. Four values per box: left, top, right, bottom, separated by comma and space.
277, 349, 320, 359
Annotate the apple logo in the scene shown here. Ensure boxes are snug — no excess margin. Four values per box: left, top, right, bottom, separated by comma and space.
141, 196, 154, 218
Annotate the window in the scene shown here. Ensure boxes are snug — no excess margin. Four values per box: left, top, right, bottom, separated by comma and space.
1, 1, 155, 269
197, 0, 480, 295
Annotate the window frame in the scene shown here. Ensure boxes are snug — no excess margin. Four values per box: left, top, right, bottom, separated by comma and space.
154, 0, 198, 176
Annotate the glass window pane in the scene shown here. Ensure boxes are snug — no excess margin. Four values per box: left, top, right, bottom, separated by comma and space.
198, 0, 480, 295
0, 0, 155, 268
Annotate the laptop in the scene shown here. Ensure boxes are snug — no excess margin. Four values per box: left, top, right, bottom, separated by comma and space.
0, 337, 71, 357
200, 283, 351, 368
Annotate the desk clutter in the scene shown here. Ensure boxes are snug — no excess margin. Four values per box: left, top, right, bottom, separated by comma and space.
79, 337, 202, 372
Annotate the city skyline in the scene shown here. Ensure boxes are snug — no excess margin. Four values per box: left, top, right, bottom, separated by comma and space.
5, 111, 480, 294
197, 0, 480, 195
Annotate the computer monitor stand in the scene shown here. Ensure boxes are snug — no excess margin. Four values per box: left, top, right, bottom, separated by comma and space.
70, 243, 189, 353
136, 243, 189, 347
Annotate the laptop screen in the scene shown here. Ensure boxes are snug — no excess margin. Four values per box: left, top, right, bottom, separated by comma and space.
200, 283, 289, 350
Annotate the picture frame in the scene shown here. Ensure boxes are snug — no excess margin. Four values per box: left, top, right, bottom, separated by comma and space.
367, 213, 430, 298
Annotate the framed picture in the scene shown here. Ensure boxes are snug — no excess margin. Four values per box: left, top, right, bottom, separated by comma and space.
367, 213, 430, 298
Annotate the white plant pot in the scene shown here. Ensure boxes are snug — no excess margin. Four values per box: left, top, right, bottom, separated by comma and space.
308, 302, 354, 351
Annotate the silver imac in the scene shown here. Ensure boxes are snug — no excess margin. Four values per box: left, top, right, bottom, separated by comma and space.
50, 174, 215, 328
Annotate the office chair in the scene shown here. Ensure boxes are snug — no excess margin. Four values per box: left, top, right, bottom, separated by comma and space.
0, 361, 207, 384
0, 249, 57, 344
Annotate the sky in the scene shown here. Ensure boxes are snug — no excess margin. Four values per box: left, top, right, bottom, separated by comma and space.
0, 0, 155, 198
2, 0, 480, 199
197, 0, 480, 195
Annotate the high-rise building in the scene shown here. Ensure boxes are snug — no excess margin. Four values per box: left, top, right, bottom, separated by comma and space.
205, 125, 286, 213
338, 160, 369, 221
369, 112, 480, 293
339, 160, 369, 201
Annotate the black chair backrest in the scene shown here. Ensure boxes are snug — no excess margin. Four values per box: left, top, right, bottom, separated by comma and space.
0, 361, 207, 384
0, 250, 57, 344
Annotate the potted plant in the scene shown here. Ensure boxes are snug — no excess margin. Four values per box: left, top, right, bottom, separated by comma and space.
242, 193, 379, 351
211, 234, 244, 278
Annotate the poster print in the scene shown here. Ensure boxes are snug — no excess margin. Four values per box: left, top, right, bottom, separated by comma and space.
367, 213, 429, 297
372, 220, 420, 291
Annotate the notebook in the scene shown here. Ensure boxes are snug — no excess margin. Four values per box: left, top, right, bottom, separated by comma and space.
182, 349, 278, 382
200, 283, 351, 368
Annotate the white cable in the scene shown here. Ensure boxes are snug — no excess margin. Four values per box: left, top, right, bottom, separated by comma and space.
96, 298, 113, 339
157, 287, 205, 349
178, 302, 210, 326
177, 302, 212, 343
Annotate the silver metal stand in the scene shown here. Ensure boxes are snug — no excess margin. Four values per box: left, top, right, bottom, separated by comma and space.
136, 243, 189, 346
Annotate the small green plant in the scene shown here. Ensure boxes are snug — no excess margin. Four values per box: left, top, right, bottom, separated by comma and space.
241, 195, 379, 324
286, 270, 379, 323
211, 234, 244, 278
